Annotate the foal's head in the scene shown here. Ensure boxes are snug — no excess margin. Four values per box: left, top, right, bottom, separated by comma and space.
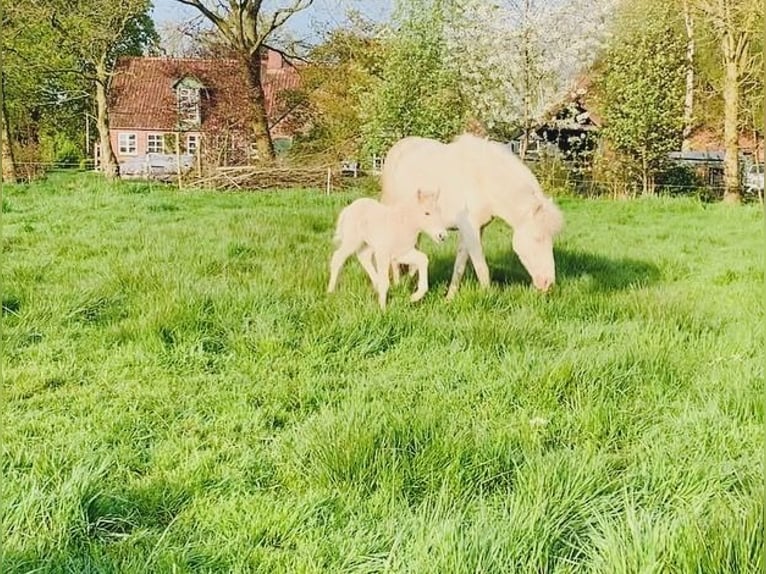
412, 188, 448, 243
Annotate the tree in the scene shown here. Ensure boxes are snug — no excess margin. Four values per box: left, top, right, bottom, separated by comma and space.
598, 0, 687, 196
0, 2, 22, 182
739, 30, 764, 169
1, 0, 87, 180
36, 0, 158, 179
694, 0, 763, 202
287, 12, 388, 158
360, 0, 467, 158
172, 0, 315, 161
681, 0, 696, 151
1, 69, 16, 183
443, 0, 616, 155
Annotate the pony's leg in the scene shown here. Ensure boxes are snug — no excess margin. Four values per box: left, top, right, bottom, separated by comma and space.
391, 262, 416, 286
466, 225, 490, 288
446, 238, 470, 301
446, 223, 489, 299
327, 243, 357, 293
463, 220, 490, 288
356, 246, 379, 288
374, 252, 391, 310
391, 262, 402, 285
397, 248, 430, 302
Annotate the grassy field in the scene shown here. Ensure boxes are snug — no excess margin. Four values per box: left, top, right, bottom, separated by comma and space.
1, 171, 763, 573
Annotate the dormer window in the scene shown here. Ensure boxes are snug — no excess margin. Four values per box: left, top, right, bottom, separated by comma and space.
173, 76, 205, 129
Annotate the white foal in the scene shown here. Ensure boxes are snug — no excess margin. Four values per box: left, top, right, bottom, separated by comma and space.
327, 189, 447, 310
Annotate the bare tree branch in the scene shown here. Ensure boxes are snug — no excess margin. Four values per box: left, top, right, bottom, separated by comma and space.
262, 42, 309, 64
266, 0, 315, 38
176, 0, 226, 28
169, 0, 316, 161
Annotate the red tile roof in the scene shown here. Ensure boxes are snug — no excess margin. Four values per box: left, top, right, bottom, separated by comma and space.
108, 54, 301, 134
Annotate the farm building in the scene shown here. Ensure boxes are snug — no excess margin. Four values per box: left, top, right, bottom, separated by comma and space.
534, 84, 602, 161
103, 49, 301, 178
507, 79, 602, 163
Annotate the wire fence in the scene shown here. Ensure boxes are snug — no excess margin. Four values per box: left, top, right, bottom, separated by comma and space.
5, 158, 763, 203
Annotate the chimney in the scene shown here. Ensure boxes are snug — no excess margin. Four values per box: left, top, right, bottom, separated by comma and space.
266, 49, 283, 70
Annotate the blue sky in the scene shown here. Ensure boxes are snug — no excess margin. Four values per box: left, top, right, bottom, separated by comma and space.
151, 0, 392, 42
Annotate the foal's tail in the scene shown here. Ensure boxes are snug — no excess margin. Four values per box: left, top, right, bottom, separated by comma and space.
332, 208, 347, 245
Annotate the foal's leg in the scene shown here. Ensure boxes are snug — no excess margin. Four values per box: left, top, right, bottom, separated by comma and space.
374, 251, 391, 310
391, 262, 417, 286
356, 246, 379, 289
327, 242, 358, 293
396, 248, 430, 302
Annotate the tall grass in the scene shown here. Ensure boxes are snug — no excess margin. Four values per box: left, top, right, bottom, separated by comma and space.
1, 171, 763, 572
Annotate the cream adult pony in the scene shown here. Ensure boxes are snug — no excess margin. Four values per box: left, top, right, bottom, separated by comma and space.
381, 133, 565, 298
327, 189, 448, 310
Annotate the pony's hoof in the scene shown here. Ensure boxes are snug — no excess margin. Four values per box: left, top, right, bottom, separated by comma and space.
410, 291, 426, 303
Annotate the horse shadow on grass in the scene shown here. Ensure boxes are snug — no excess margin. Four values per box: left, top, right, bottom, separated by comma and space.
424, 246, 661, 292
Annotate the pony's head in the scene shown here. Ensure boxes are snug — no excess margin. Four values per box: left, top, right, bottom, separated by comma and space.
512, 197, 565, 292
412, 188, 448, 243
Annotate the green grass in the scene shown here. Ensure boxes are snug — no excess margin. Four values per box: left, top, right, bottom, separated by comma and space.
1, 171, 763, 573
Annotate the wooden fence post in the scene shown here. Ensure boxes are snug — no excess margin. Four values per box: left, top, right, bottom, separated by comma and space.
176, 132, 182, 189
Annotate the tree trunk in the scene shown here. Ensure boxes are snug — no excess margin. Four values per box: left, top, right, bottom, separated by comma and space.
95, 64, 119, 179
641, 152, 653, 196
681, 0, 695, 151
519, 0, 531, 161
1, 72, 17, 183
244, 55, 276, 162
722, 38, 741, 204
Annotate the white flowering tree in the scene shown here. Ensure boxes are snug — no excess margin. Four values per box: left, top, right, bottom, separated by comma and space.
443, 0, 616, 156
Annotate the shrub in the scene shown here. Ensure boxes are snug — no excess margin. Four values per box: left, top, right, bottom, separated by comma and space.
656, 163, 704, 196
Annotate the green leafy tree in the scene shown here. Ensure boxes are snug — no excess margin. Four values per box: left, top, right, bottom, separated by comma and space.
1, 1, 92, 180
598, 0, 687, 196
693, 0, 763, 202
32, 0, 158, 178
286, 11, 388, 159
360, 0, 467, 158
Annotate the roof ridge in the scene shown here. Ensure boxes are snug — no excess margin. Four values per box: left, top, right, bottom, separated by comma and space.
117, 56, 241, 63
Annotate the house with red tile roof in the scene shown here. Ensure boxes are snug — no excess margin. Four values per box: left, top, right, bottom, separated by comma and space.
105, 49, 301, 177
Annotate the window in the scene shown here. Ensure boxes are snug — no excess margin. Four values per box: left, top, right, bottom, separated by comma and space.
187, 134, 200, 154
273, 137, 293, 155
177, 86, 201, 128
147, 133, 165, 154
118, 133, 137, 155
174, 76, 205, 129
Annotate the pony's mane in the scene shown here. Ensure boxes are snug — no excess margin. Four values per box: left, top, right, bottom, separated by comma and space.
452, 133, 565, 238
530, 196, 565, 237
